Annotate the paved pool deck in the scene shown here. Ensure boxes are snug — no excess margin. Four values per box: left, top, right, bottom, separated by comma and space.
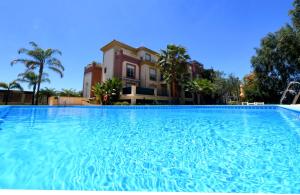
279, 104, 300, 112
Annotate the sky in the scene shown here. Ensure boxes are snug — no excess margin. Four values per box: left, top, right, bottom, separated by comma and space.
0, 0, 294, 91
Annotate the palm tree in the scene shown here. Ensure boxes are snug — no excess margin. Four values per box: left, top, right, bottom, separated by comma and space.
59, 88, 81, 97
17, 71, 50, 105
11, 42, 64, 105
39, 87, 58, 104
0, 81, 23, 105
186, 79, 215, 104
105, 77, 122, 103
92, 82, 106, 105
158, 44, 190, 102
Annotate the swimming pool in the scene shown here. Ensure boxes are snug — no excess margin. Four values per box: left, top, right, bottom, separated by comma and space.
0, 105, 299, 193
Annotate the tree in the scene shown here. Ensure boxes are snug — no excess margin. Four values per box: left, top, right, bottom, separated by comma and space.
251, 25, 300, 103
158, 44, 190, 101
226, 74, 241, 102
17, 71, 50, 105
242, 73, 264, 102
249, 0, 300, 103
189, 70, 241, 104
11, 42, 64, 105
289, 0, 300, 31
185, 78, 215, 104
0, 81, 23, 105
91, 77, 122, 105
212, 71, 228, 104
59, 89, 81, 97
105, 77, 122, 103
92, 82, 106, 105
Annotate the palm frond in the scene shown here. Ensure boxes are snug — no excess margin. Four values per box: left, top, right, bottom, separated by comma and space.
47, 58, 65, 71
27, 49, 45, 62
11, 59, 40, 69
18, 48, 29, 54
45, 49, 62, 58
9, 81, 23, 91
48, 67, 64, 78
29, 41, 39, 48
41, 78, 51, 83
0, 82, 9, 89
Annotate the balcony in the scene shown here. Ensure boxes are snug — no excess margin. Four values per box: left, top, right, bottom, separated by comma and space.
122, 87, 154, 95
157, 89, 168, 97
122, 87, 131, 95
140, 57, 157, 64
136, 87, 154, 95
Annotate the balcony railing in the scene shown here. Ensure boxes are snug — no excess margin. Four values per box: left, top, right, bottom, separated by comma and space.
140, 57, 157, 64
157, 90, 168, 97
122, 87, 131, 94
136, 87, 154, 95
122, 87, 154, 96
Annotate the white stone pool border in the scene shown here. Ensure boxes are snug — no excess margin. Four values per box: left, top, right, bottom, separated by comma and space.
278, 104, 300, 112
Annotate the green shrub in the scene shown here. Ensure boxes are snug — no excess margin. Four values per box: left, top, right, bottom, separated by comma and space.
227, 101, 239, 105
113, 101, 130, 105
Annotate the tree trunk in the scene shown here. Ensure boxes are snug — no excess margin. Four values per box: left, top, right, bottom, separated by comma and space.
35, 65, 44, 105
5, 89, 9, 105
46, 95, 50, 105
32, 84, 36, 105
171, 81, 181, 104
171, 81, 179, 104
171, 81, 176, 98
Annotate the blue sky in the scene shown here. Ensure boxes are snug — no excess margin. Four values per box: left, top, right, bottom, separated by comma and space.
0, 0, 294, 91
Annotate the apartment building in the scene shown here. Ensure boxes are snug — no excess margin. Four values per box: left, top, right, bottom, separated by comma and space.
83, 40, 203, 104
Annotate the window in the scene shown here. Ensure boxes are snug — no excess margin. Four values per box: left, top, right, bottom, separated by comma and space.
145, 53, 151, 61
104, 67, 107, 73
149, 68, 157, 81
126, 64, 135, 78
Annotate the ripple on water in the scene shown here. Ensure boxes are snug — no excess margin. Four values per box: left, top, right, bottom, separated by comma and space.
0, 107, 300, 192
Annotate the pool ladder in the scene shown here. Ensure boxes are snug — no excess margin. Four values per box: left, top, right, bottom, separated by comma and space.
280, 81, 300, 104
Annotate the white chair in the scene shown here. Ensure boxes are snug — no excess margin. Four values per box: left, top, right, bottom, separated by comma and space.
254, 102, 264, 105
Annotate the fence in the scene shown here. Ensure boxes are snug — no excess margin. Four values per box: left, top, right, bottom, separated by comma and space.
48, 96, 87, 105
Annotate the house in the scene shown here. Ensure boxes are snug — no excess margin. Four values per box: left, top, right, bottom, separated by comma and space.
83, 40, 204, 104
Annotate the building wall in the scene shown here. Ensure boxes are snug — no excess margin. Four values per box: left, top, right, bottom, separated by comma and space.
137, 50, 158, 62
103, 48, 115, 81
140, 64, 160, 88
83, 64, 102, 98
83, 72, 92, 98
114, 50, 142, 86
122, 48, 137, 59
0, 90, 35, 105
91, 66, 102, 97
49, 96, 86, 105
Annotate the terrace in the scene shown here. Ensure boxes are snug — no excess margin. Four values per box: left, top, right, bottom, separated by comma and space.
120, 85, 194, 104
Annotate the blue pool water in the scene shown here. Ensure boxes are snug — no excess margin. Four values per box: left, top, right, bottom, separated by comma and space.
0, 106, 300, 193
